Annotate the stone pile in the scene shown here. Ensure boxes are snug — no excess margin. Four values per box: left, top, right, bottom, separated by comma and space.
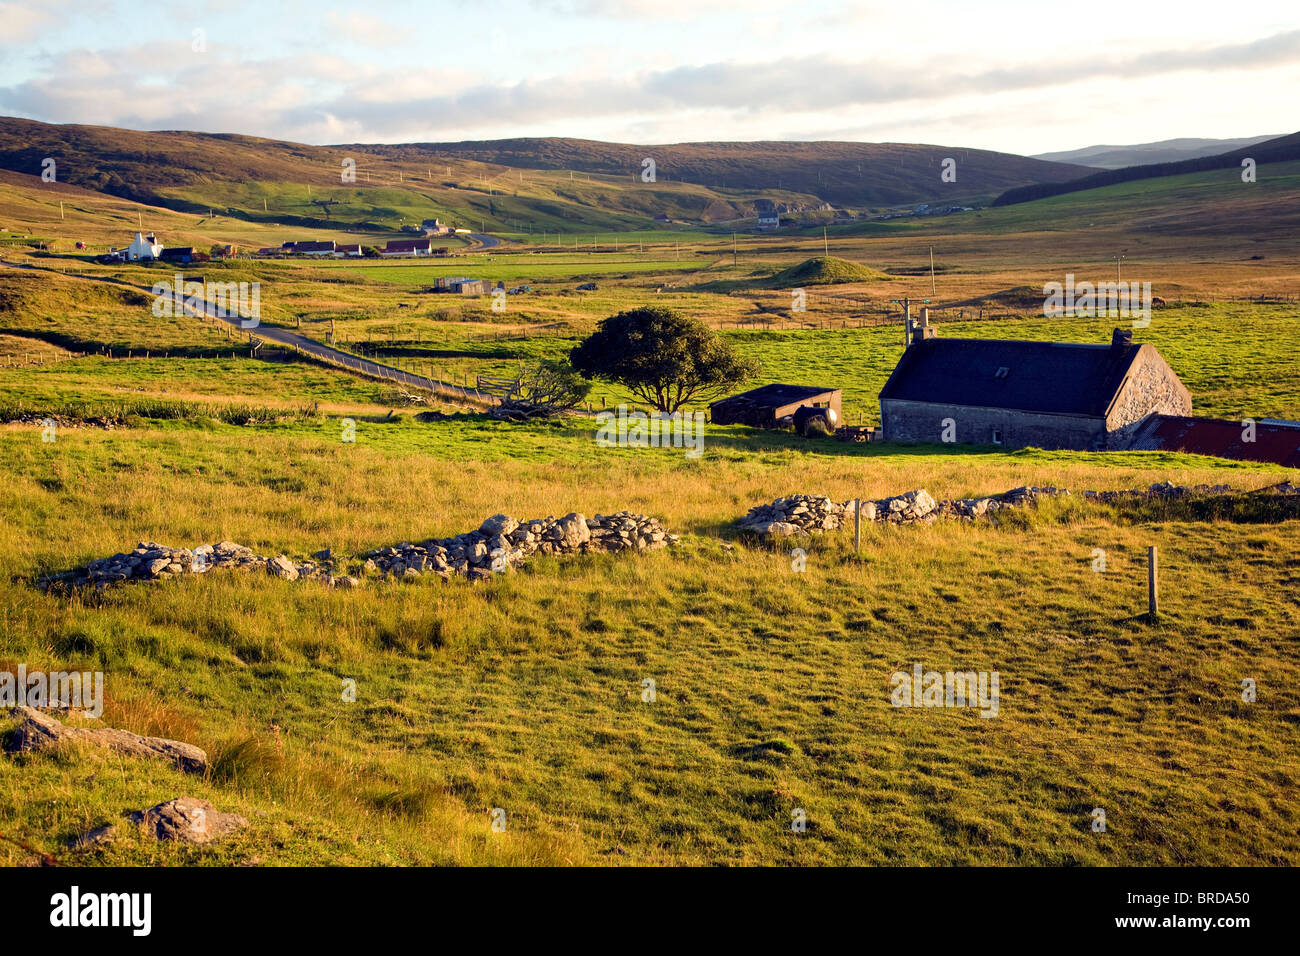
737, 489, 941, 536
65, 540, 348, 590
733, 495, 851, 538
1083, 480, 1234, 503
736, 481, 1295, 538
362, 511, 678, 582
51, 511, 677, 590
937, 485, 1070, 519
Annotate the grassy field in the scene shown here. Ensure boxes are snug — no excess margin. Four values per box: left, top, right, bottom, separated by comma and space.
1, 413, 1297, 865
334, 255, 705, 284
1, 150, 1298, 868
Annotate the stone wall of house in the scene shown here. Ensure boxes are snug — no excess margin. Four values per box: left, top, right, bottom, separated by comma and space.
879, 398, 1106, 450
1105, 345, 1193, 448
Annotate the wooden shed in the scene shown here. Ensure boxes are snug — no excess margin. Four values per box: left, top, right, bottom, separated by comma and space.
710, 384, 841, 428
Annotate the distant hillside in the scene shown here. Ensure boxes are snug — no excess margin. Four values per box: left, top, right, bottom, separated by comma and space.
336, 138, 1094, 208
0, 117, 793, 233
0, 117, 1096, 233
994, 131, 1300, 207
1033, 135, 1285, 170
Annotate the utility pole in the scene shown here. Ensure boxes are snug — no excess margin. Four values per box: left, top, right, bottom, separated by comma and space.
930, 246, 936, 295
59, 201, 64, 221
823, 227, 828, 257
732, 232, 737, 267
1115, 253, 1126, 283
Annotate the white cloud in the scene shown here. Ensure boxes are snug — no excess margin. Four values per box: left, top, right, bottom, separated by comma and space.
0, 12, 1296, 153
0, 3, 55, 45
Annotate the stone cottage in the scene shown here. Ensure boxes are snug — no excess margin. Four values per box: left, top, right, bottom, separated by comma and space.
877, 328, 1191, 450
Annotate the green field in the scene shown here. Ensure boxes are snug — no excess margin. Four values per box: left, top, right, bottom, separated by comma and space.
1, 145, 1299, 869
333, 255, 705, 285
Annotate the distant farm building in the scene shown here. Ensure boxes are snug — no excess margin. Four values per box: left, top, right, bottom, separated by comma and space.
334, 244, 363, 257
422, 218, 451, 235
382, 238, 435, 257
878, 326, 1192, 450
711, 384, 842, 428
291, 240, 336, 256
449, 278, 485, 295
654, 213, 670, 222
757, 210, 780, 231
159, 246, 196, 263
126, 232, 163, 261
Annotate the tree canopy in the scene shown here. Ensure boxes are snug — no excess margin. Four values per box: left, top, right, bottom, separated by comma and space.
570, 307, 758, 413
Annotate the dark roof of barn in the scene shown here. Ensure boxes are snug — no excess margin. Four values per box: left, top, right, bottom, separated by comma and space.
711, 383, 839, 410
878, 337, 1145, 417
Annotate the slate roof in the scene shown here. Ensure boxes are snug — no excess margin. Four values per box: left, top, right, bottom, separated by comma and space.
384, 238, 431, 252
711, 384, 838, 410
878, 337, 1144, 417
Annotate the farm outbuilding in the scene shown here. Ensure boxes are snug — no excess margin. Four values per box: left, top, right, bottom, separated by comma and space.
433, 277, 486, 295
382, 238, 434, 257
878, 328, 1191, 450
710, 384, 841, 428
159, 246, 196, 263
292, 240, 336, 256
1127, 415, 1300, 466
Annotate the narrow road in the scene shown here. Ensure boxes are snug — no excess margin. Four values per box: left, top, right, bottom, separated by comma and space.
468, 233, 500, 249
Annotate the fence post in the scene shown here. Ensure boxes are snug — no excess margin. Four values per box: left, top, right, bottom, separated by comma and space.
1147, 546, 1159, 617
854, 499, 862, 553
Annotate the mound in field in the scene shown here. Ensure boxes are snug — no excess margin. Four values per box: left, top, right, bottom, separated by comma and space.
769, 256, 889, 286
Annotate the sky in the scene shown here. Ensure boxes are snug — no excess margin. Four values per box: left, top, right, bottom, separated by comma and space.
0, 0, 1296, 155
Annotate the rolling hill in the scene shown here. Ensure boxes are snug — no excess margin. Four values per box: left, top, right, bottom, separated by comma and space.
995, 131, 1300, 207
345, 137, 1094, 208
0, 118, 1093, 235
1032, 135, 1285, 169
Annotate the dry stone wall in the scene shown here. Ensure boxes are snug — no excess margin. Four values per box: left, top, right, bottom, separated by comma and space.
737, 481, 1289, 538
49, 511, 678, 590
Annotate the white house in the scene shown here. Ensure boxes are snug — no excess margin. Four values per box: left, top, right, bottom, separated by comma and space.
757, 211, 780, 231
126, 232, 164, 261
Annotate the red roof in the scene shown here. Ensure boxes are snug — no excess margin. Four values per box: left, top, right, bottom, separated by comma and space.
384, 239, 431, 252
1129, 415, 1300, 467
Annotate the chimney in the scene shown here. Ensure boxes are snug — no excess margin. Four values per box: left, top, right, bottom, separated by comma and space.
1111, 327, 1132, 350
912, 307, 937, 345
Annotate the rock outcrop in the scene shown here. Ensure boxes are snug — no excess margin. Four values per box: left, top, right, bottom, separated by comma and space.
6, 706, 207, 773
129, 797, 247, 844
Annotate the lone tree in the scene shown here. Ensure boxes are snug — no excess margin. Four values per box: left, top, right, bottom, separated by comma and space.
491, 359, 591, 421
571, 307, 758, 413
